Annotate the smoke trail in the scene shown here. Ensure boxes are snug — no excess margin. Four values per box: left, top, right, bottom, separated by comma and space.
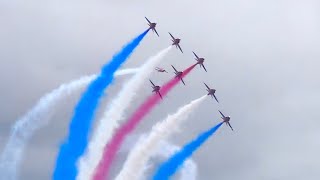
0, 69, 138, 180
121, 136, 197, 180
157, 141, 197, 180
77, 46, 172, 180
53, 29, 149, 180
138, 140, 197, 180
153, 122, 224, 180
115, 95, 206, 180
93, 63, 197, 180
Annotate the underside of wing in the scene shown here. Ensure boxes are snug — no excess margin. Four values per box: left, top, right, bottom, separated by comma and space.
145, 17, 151, 24
169, 32, 175, 39
213, 94, 219, 103
149, 79, 155, 87
193, 51, 199, 59
228, 122, 234, 131
178, 45, 183, 53
219, 110, 226, 118
171, 65, 178, 73
204, 82, 210, 90
181, 78, 186, 85
153, 28, 159, 37
202, 64, 207, 72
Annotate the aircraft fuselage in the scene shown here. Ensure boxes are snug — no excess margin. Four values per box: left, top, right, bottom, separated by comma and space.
172, 39, 181, 45
158, 69, 167, 73
197, 58, 204, 64
223, 116, 231, 123
149, 23, 156, 29
208, 89, 216, 95
175, 71, 183, 77
152, 86, 160, 92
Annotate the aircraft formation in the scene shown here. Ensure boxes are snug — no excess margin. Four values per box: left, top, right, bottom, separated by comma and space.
146, 17, 233, 131
0, 16, 235, 180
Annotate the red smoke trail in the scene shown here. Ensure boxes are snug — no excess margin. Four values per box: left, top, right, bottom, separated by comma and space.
93, 63, 197, 180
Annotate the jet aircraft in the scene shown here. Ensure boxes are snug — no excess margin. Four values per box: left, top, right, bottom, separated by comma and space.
169, 32, 183, 53
150, 79, 162, 99
171, 65, 185, 85
193, 51, 207, 72
145, 17, 159, 36
219, 110, 233, 131
155, 67, 168, 73
204, 83, 219, 103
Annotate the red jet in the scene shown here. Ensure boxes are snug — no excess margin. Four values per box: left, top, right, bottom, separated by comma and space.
169, 33, 183, 53
150, 79, 162, 99
155, 67, 168, 73
219, 110, 233, 131
204, 83, 219, 103
145, 17, 159, 37
193, 51, 207, 72
171, 65, 185, 85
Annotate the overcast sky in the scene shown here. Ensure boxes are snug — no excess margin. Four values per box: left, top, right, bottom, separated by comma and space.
1, 0, 320, 179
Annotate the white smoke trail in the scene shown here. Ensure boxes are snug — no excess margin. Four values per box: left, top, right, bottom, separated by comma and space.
77, 46, 172, 180
115, 95, 206, 180
121, 135, 197, 180
0, 68, 138, 180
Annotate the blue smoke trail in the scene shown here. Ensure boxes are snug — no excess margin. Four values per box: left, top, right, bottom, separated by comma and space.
53, 30, 149, 180
153, 122, 223, 180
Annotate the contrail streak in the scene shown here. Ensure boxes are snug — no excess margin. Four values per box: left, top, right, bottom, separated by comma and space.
115, 95, 206, 180
153, 122, 223, 180
93, 64, 197, 180
53, 30, 148, 180
0, 68, 138, 180
77, 46, 172, 180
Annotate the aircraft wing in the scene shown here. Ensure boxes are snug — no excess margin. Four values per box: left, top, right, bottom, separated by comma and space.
169, 32, 175, 40
171, 65, 178, 73
158, 92, 163, 99
213, 94, 219, 103
219, 110, 226, 118
180, 78, 186, 85
202, 64, 207, 72
204, 82, 210, 90
145, 17, 151, 24
177, 44, 183, 53
153, 28, 159, 37
193, 51, 199, 59
149, 79, 155, 87
227, 122, 234, 131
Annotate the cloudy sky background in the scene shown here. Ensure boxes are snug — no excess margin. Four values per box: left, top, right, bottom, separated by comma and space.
1, 0, 320, 179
